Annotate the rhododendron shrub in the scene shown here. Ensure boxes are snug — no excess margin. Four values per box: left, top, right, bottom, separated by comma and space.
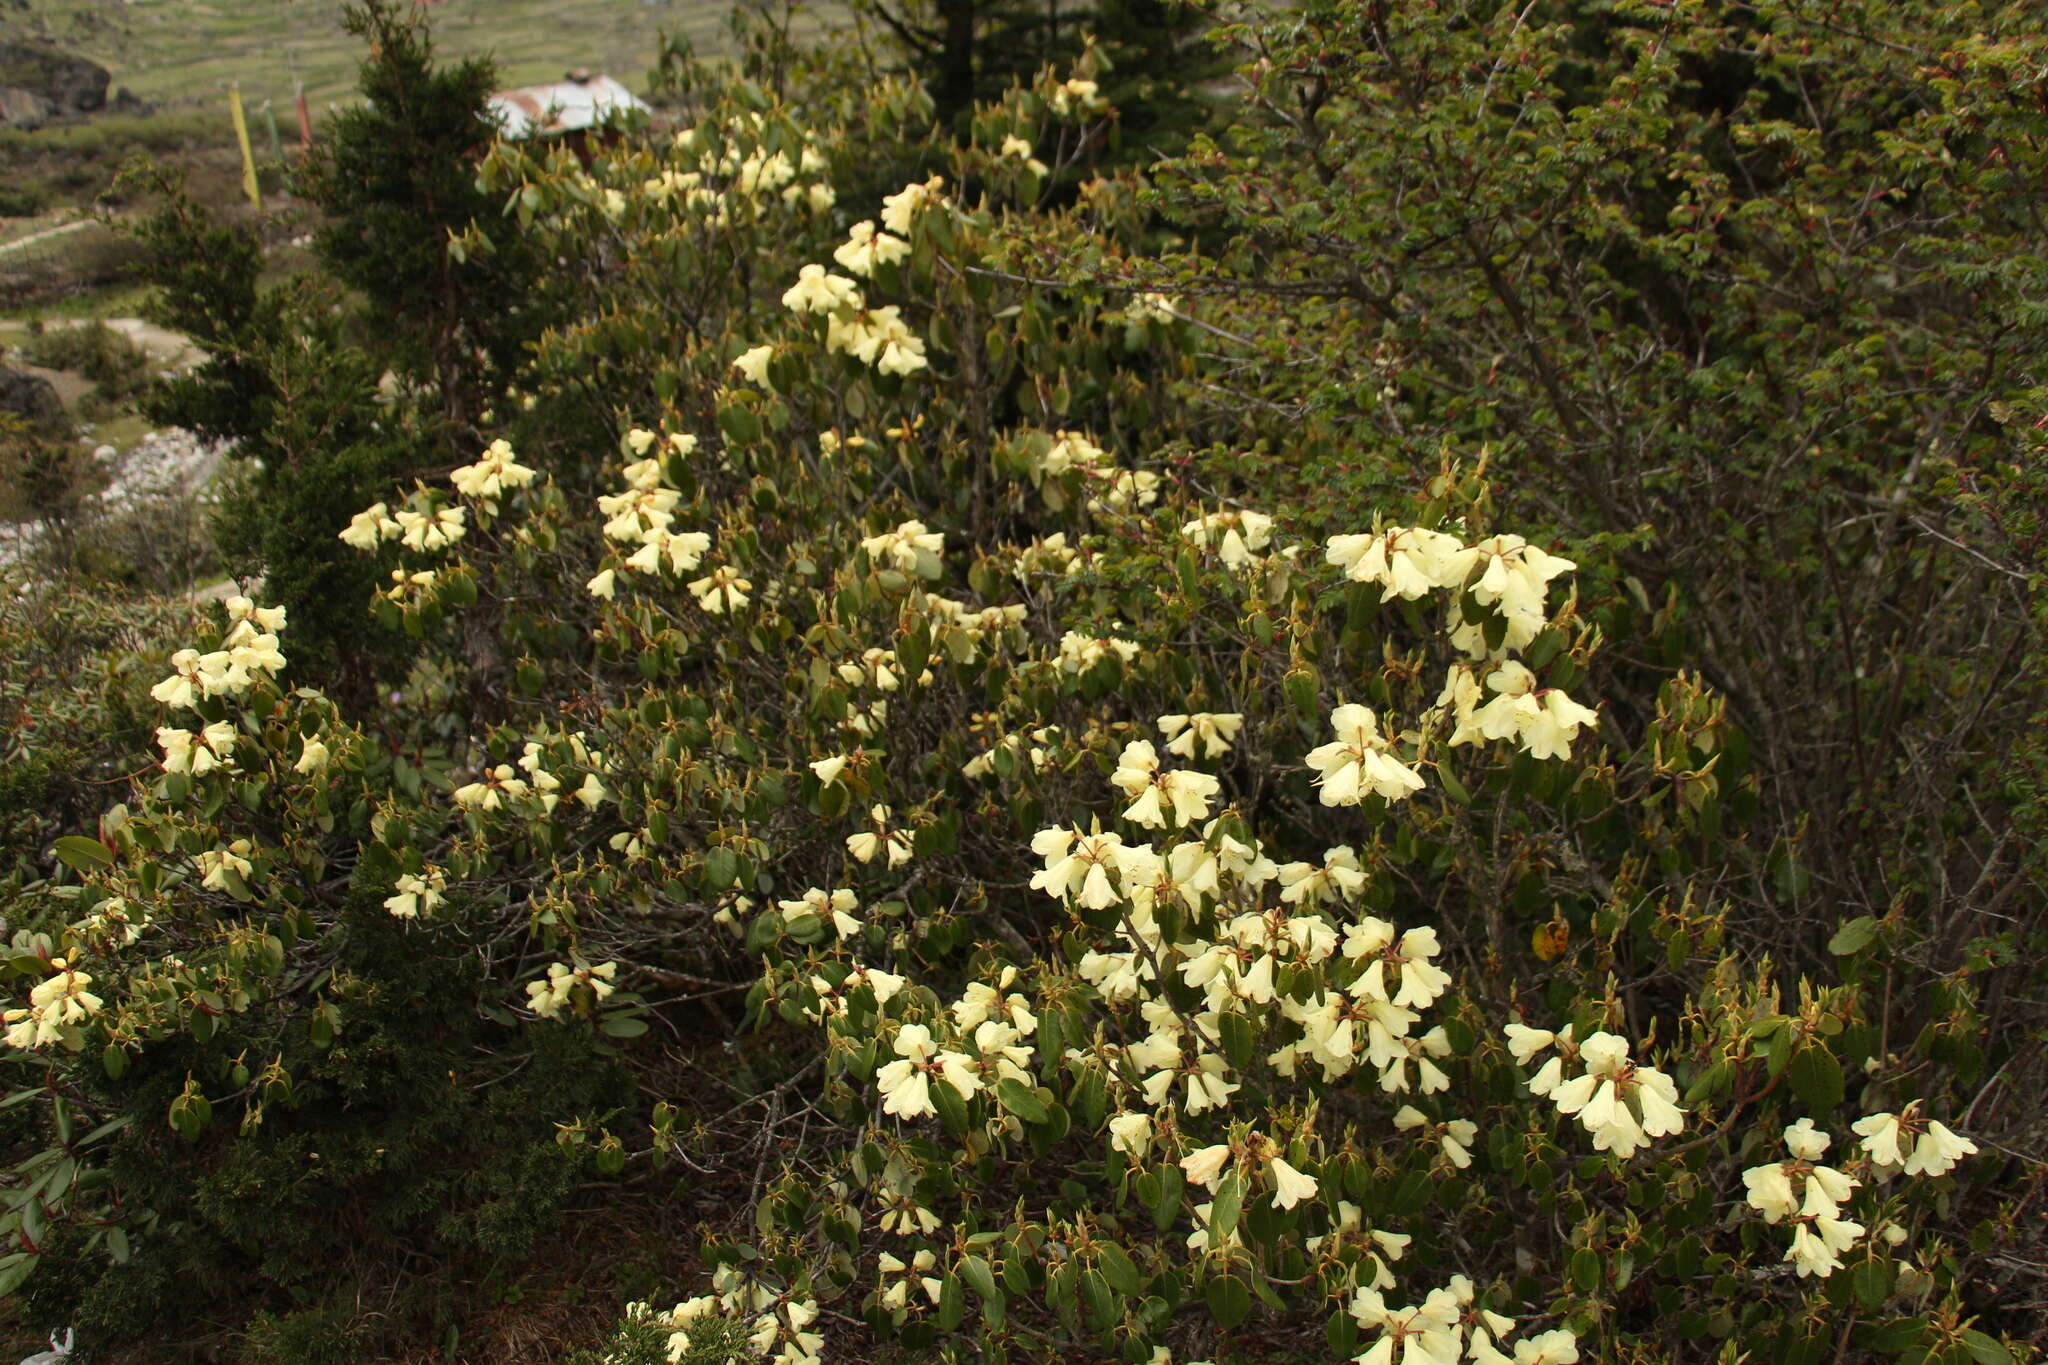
2, 5, 2031, 1361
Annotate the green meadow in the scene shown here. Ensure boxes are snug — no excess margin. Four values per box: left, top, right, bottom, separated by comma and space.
4, 0, 816, 113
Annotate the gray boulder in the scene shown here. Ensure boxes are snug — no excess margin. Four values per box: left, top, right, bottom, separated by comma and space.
0, 366, 68, 434
0, 43, 109, 116
0, 85, 53, 130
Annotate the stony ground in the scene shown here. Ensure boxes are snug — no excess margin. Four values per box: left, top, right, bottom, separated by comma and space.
2, 308, 233, 579
0, 425, 228, 571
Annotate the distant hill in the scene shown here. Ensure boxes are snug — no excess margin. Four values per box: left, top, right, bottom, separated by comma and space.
0, 0, 784, 113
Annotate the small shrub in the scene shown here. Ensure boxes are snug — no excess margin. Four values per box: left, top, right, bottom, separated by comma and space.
0, 184, 45, 217
236, 1306, 370, 1365
0, 412, 89, 555
19, 322, 154, 401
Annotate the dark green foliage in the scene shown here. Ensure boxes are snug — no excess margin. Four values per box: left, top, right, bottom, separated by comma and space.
41, 887, 633, 1352
0, 412, 84, 539
293, 0, 554, 433
7, 0, 2042, 1359
128, 171, 423, 672
125, 0, 554, 674
233, 1307, 371, 1365
1131, 0, 2048, 970
856, 0, 1222, 147
0, 183, 44, 216
0, 580, 195, 887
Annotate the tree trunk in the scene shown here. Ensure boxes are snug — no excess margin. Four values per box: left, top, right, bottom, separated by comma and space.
934, 0, 977, 122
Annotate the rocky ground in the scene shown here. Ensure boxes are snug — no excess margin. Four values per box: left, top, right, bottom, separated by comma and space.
0, 425, 228, 571
1, 309, 231, 577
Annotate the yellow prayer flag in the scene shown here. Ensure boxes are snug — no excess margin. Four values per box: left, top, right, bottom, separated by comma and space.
228, 85, 261, 210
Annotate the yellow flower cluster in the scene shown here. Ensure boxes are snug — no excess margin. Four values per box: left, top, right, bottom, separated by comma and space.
780, 182, 946, 377
197, 839, 255, 893
1348, 1276, 1578, 1365
587, 434, 715, 598
778, 887, 860, 937
1507, 1025, 1685, 1159
383, 866, 447, 919
1742, 1118, 1865, 1277
3, 960, 103, 1050
149, 597, 288, 710
448, 437, 538, 511
525, 959, 618, 1020
648, 114, 837, 223
1306, 704, 1426, 805
1021, 429, 1160, 513
1734, 1105, 1977, 1280
1181, 507, 1275, 570
859, 520, 945, 579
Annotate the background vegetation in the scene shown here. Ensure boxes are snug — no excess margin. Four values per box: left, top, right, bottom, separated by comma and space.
0, 0, 2042, 1362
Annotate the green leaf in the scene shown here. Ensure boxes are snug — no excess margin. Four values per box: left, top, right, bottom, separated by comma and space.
1959, 1330, 2013, 1365
995, 1078, 1049, 1124
898, 618, 930, 679
1217, 1011, 1255, 1070
107, 1226, 130, 1264
52, 836, 113, 874
702, 847, 739, 890
0, 1252, 39, 1297
1208, 1172, 1244, 1245
743, 912, 781, 955
1770, 841, 1810, 903
1437, 764, 1470, 805
1862, 1319, 1931, 1354
1282, 668, 1319, 720
1765, 1026, 1795, 1078
1483, 611, 1508, 653
1205, 1272, 1250, 1329
1571, 1247, 1602, 1293
1828, 917, 1881, 956
1048, 1261, 1079, 1333
600, 1015, 649, 1038
931, 1077, 970, 1136
1787, 1043, 1844, 1116
1080, 1267, 1115, 1329
937, 1272, 965, 1331
1096, 1242, 1141, 1297
717, 403, 761, 445
78, 1116, 129, 1147
961, 1254, 999, 1303
1149, 1164, 1183, 1232
1036, 1100, 1071, 1145
1328, 1308, 1359, 1356
168, 1087, 210, 1142
1850, 1257, 1893, 1312
1388, 1170, 1432, 1215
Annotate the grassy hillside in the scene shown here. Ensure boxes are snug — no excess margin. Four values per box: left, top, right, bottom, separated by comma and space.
0, 0, 808, 113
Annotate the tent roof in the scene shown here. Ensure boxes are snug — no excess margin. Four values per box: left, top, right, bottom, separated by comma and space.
485, 74, 647, 140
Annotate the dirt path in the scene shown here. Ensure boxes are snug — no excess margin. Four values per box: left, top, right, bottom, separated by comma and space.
41, 316, 206, 369
0, 219, 95, 257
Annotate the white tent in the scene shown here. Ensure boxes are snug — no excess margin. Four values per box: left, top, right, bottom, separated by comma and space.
485, 73, 647, 141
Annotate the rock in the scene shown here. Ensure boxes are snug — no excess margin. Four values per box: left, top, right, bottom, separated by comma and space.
92, 444, 116, 463
0, 84, 53, 131
0, 43, 109, 116
0, 366, 68, 434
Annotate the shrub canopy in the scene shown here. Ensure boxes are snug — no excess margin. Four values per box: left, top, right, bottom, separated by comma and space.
1, 1, 2041, 1361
